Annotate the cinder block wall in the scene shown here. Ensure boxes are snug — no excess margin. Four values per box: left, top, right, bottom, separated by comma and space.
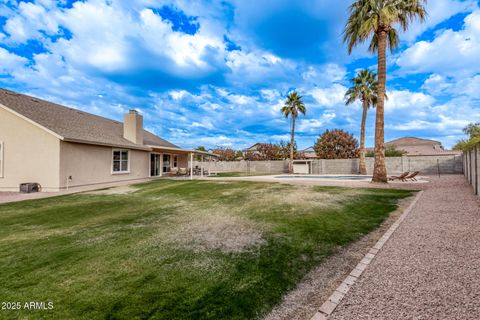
193, 154, 464, 176
464, 145, 479, 196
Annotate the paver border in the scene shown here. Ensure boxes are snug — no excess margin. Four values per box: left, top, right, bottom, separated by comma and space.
310, 190, 424, 320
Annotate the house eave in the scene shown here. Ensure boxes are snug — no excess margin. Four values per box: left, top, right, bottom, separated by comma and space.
63, 138, 153, 151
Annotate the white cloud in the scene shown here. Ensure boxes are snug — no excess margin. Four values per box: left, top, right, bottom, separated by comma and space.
297, 112, 336, 133
310, 84, 347, 107
396, 10, 480, 77
384, 90, 435, 113
402, 0, 477, 42
3, 1, 59, 43
0, 48, 28, 73
422, 73, 480, 99
302, 63, 347, 84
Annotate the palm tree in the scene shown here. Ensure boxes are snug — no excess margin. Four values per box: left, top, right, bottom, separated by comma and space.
344, 0, 427, 182
345, 69, 379, 175
281, 91, 306, 173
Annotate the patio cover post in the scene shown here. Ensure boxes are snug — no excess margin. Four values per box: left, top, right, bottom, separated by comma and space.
190, 152, 193, 180
201, 155, 204, 177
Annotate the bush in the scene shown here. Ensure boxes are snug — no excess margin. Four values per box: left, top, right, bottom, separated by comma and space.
366, 145, 406, 157
212, 147, 237, 161
314, 129, 359, 159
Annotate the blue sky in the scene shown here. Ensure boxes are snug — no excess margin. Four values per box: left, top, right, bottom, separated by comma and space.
0, 0, 479, 150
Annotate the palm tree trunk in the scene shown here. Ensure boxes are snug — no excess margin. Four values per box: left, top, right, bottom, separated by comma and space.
290, 116, 296, 173
359, 100, 368, 175
372, 29, 388, 183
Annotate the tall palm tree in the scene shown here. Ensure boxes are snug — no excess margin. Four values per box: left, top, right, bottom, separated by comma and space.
345, 69, 379, 175
344, 0, 427, 182
281, 91, 306, 173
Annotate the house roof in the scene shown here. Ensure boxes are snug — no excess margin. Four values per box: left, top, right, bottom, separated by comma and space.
244, 143, 261, 151
383, 137, 461, 156
386, 137, 441, 146
0, 89, 179, 150
302, 146, 315, 152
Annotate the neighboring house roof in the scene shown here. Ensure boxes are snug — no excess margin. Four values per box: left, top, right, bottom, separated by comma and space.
301, 146, 318, 158
0, 89, 179, 150
243, 143, 261, 152
383, 137, 461, 156
386, 137, 442, 147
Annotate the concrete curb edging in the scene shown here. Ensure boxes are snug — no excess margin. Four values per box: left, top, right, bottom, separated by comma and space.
310, 190, 424, 320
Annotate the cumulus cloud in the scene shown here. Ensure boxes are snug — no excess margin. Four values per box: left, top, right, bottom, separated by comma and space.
384, 90, 435, 113
402, 0, 477, 42
396, 9, 480, 77
0, 48, 28, 73
310, 84, 348, 107
0, 0, 478, 150
297, 113, 336, 133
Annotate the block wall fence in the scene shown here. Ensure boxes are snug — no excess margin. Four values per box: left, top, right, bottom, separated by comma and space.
464, 145, 479, 197
192, 154, 463, 176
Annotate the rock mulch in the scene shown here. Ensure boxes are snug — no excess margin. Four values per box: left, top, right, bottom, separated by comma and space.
328, 175, 480, 320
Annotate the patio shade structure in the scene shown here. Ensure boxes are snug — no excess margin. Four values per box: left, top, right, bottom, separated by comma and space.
145, 146, 219, 179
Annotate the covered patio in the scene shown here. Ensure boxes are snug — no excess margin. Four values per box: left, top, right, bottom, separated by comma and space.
148, 146, 219, 179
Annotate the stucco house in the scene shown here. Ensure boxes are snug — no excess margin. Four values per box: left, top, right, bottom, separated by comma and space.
385, 137, 461, 156
0, 89, 212, 192
301, 146, 318, 159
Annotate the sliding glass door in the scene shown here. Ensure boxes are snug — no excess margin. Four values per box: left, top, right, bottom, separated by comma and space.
150, 154, 160, 177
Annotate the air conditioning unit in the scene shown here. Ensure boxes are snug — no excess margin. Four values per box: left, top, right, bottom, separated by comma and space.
19, 183, 41, 193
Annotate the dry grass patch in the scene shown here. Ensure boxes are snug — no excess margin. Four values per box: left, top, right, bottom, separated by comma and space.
170, 214, 266, 253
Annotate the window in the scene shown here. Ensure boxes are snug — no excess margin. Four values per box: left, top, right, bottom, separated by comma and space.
173, 155, 178, 168
112, 149, 129, 173
0, 142, 3, 178
162, 154, 170, 173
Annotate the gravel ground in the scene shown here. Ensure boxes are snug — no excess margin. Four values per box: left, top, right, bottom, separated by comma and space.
264, 197, 413, 320
330, 175, 480, 320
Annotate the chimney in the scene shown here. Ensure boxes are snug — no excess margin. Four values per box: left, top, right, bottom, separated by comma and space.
123, 110, 144, 145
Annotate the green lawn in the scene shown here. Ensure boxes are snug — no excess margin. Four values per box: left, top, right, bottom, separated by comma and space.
0, 180, 412, 320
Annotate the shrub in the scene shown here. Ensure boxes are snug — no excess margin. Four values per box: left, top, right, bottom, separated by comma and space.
314, 129, 359, 159
366, 145, 406, 157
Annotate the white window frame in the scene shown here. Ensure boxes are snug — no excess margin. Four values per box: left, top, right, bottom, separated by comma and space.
112, 149, 130, 174
0, 141, 4, 178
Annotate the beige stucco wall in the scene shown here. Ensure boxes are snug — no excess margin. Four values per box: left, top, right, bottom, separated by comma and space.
59, 142, 150, 189
0, 106, 61, 191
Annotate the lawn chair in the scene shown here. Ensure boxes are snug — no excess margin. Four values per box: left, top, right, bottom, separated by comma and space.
388, 172, 409, 181
404, 171, 420, 181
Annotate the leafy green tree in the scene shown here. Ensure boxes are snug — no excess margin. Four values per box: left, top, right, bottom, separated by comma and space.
344, 0, 427, 182
314, 129, 359, 159
281, 92, 306, 173
345, 69, 380, 175
278, 140, 299, 160
453, 122, 480, 150
366, 145, 406, 157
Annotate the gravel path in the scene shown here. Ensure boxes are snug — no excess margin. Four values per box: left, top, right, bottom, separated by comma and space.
330, 175, 480, 320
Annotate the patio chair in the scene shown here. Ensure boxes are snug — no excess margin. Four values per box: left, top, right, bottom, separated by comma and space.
178, 168, 187, 175
170, 167, 179, 175
404, 171, 420, 181
388, 172, 409, 181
